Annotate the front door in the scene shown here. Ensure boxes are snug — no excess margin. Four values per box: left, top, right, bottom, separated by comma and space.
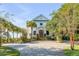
39, 30, 44, 37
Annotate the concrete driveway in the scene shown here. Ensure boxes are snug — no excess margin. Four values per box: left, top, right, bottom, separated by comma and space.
2, 41, 70, 56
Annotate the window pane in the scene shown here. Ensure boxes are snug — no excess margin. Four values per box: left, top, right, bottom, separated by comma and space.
40, 23, 43, 25
34, 31, 36, 35
46, 31, 49, 35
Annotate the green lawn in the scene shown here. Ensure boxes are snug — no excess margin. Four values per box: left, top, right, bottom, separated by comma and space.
0, 46, 20, 56
64, 45, 79, 56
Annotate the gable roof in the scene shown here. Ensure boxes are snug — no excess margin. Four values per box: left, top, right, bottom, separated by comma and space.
33, 14, 49, 21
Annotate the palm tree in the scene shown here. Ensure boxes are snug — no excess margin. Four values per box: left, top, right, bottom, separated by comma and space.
2, 19, 11, 43
10, 25, 23, 42
0, 17, 9, 46
16, 27, 23, 39
27, 21, 37, 40
5, 21, 16, 43
0, 23, 4, 46
13, 26, 21, 42
0, 16, 25, 43
3, 19, 15, 43
16, 28, 19, 39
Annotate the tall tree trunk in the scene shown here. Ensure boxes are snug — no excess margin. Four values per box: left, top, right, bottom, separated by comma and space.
17, 32, 18, 38
31, 27, 33, 41
7, 29, 8, 43
13, 32, 14, 39
70, 32, 74, 50
17, 32, 18, 43
0, 37, 1, 47
13, 31, 14, 43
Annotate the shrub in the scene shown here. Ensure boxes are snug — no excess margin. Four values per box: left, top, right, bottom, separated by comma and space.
32, 35, 37, 41
46, 35, 51, 40
2, 38, 7, 43
46, 35, 55, 40
21, 36, 31, 43
62, 34, 70, 40
20, 32, 29, 43
74, 34, 79, 41
21, 37, 27, 43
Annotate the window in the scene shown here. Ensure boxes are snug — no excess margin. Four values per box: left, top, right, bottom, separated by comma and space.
46, 31, 49, 35
33, 31, 36, 35
40, 23, 43, 25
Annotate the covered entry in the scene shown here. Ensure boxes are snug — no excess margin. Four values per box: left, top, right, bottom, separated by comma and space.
39, 30, 44, 37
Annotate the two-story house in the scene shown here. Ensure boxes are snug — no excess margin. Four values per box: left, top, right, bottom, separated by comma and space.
27, 14, 49, 39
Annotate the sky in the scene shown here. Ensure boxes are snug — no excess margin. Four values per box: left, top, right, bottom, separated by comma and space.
0, 3, 63, 28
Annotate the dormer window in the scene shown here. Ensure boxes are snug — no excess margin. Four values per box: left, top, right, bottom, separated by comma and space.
40, 23, 43, 25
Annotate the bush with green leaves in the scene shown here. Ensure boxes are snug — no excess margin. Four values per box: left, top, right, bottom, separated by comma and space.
74, 34, 79, 41
21, 37, 31, 43
46, 35, 51, 40
32, 35, 37, 40
46, 35, 56, 40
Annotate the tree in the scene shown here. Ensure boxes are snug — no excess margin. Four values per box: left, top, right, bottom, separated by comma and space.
0, 12, 25, 43
0, 22, 4, 46
27, 21, 37, 40
20, 28, 27, 43
0, 17, 11, 45
46, 3, 79, 50
16, 27, 20, 39
14, 26, 23, 42
2, 19, 11, 43
46, 12, 64, 42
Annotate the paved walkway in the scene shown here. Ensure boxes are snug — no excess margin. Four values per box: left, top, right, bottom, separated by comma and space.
2, 41, 70, 56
